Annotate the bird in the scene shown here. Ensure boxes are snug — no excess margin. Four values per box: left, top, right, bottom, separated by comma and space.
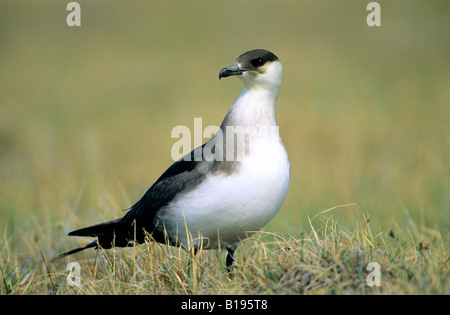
58, 49, 290, 269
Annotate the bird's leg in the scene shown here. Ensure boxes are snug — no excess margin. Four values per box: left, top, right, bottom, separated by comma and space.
225, 243, 239, 273
226, 248, 235, 269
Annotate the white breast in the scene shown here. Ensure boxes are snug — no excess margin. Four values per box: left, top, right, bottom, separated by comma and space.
156, 136, 290, 249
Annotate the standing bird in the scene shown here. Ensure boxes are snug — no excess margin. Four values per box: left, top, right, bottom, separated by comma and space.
58, 49, 290, 269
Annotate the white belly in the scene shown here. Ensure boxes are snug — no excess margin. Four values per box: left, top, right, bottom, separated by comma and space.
155, 140, 290, 249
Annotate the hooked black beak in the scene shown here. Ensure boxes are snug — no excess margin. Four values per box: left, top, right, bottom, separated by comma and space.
219, 63, 247, 80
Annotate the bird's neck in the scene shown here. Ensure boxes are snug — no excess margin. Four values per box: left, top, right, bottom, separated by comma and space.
211, 86, 282, 163
220, 87, 280, 129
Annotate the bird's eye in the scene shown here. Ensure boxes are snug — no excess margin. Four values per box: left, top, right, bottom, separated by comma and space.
251, 58, 265, 67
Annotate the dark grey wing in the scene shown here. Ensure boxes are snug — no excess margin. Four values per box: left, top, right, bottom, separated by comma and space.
116, 144, 212, 244
62, 143, 219, 254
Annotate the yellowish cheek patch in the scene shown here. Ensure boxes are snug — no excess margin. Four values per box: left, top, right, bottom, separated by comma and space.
257, 63, 270, 75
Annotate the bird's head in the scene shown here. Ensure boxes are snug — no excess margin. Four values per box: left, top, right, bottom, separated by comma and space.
219, 49, 282, 94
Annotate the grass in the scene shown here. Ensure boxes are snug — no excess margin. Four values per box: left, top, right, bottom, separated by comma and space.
1, 204, 448, 295
0, 1, 449, 294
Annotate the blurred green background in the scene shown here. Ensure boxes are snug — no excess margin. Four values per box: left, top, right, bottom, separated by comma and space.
0, 1, 448, 253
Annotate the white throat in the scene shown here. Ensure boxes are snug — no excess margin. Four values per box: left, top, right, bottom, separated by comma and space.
221, 60, 282, 129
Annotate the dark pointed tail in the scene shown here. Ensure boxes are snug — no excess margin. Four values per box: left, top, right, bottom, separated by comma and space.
56, 219, 122, 260
56, 240, 98, 259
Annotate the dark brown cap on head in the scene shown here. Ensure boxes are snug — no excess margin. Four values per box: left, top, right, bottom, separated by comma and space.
219, 49, 279, 79
236, 49, 279, 70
